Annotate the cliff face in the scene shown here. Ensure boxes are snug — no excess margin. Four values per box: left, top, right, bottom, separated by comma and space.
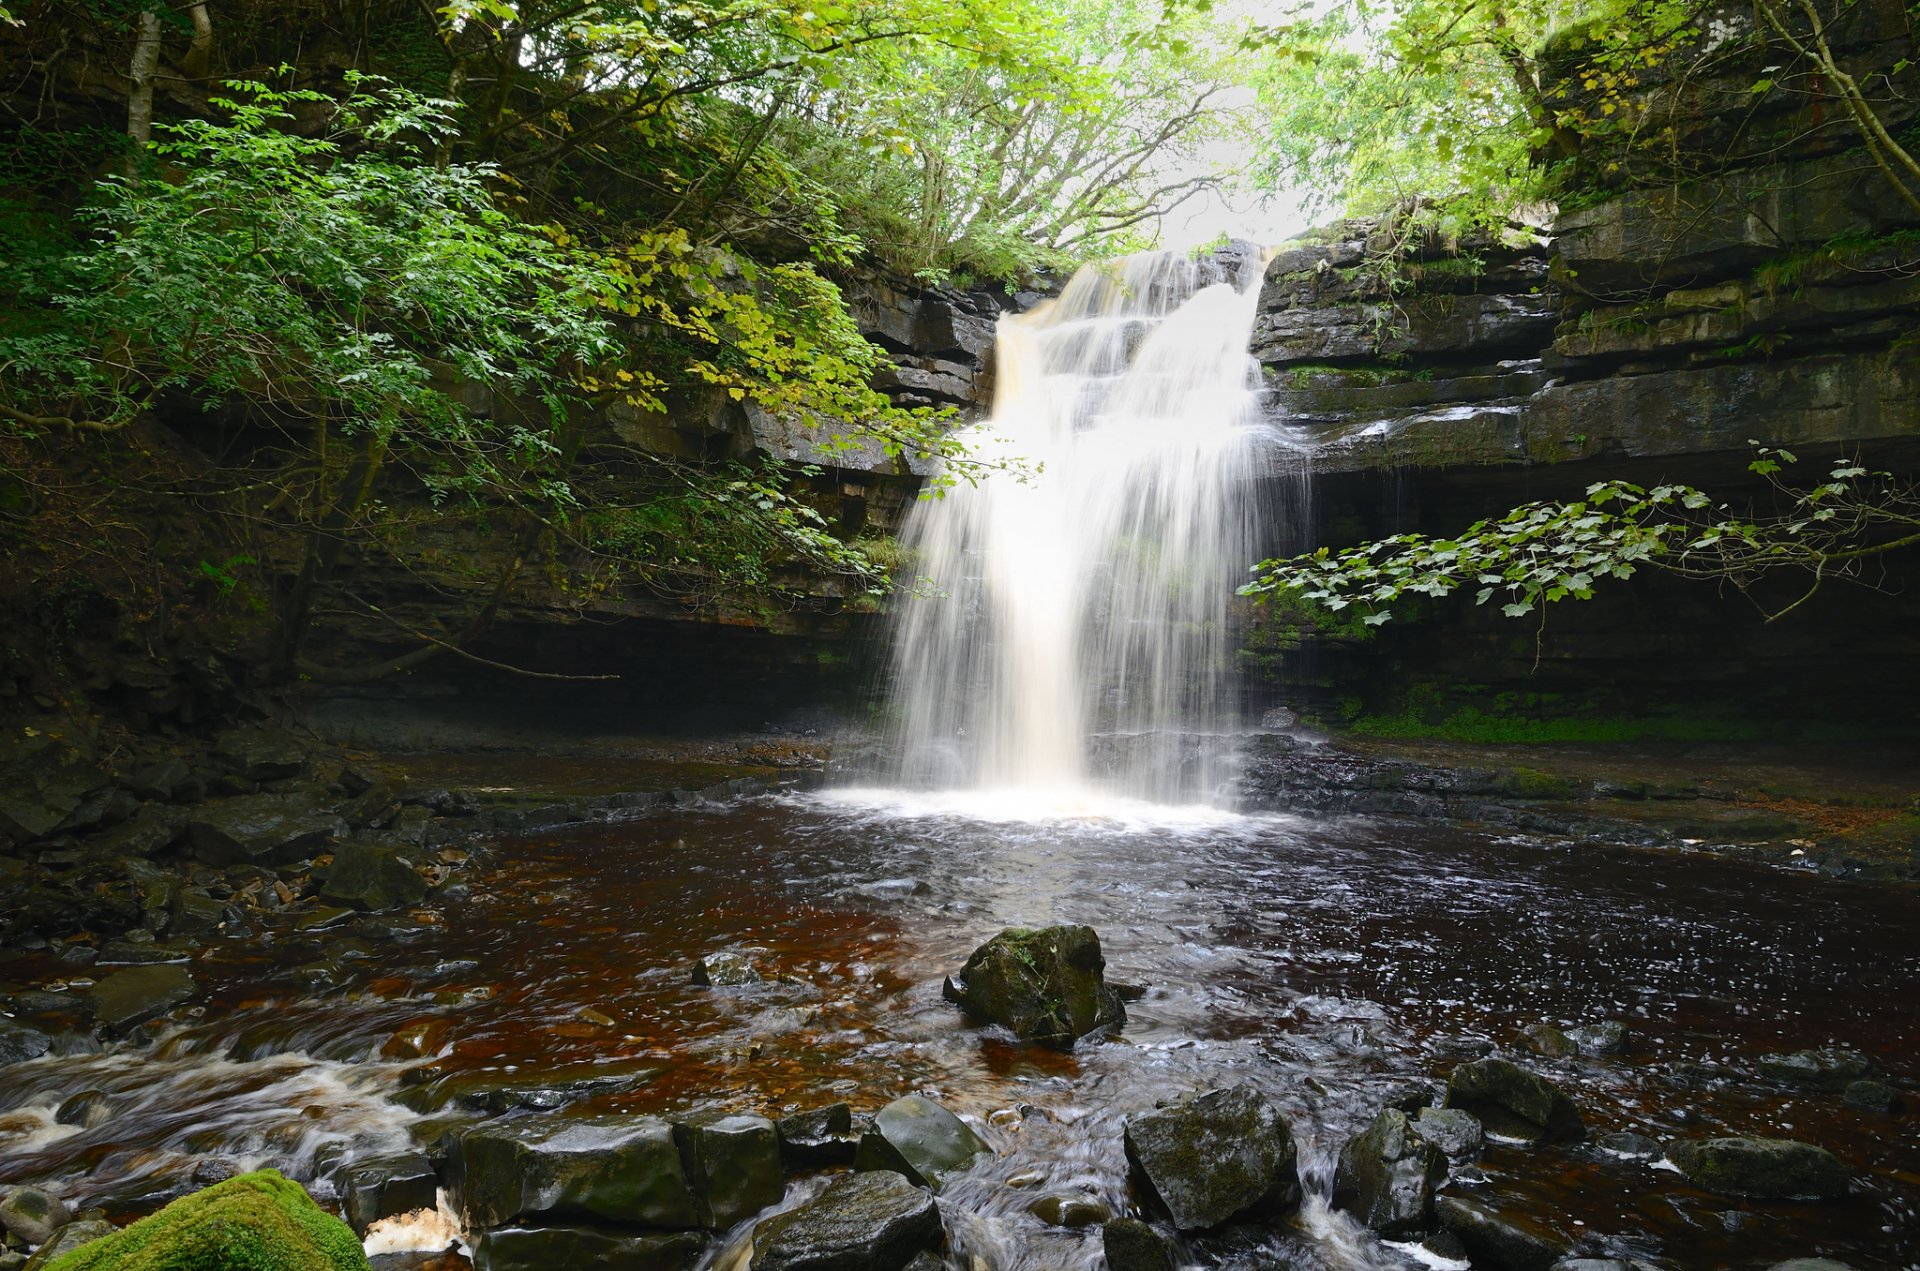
1247, 0, 1920, 736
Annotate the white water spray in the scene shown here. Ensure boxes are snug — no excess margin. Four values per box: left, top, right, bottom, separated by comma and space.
884, 248, 1272, 805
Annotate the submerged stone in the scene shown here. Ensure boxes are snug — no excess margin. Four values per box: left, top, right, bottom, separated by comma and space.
1102, 1217, 1177, 1271
1666, 1136, 1851, 1200
1443, 1058, 1585, 1144
1122, 1085, 1300, 1231
855, 1095, 989, 1190
1757, 1048, 1873, 1091
1435, 1193, 1575, 1271
1333, 1107, 1444, 1238
690, 949, 763, 986
1842, 1079, 1900, 1113
752, 1171, 941, 1271
942, 924, 1124, 1048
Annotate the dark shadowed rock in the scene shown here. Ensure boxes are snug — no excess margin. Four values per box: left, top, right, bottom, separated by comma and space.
340, 1152, 438, 1236
1666, 1137, 1851, 1200
1122, 1085, 1300, 1231
1842, 1079, 1900, 1113
942, 925, 1124, 1048
752, 1171, 942, 1271
1766, 1260, 1859, 1271
89, 964, 196, 1030
855, 1095, 989, 1190
1444, 1058, 1585, 1143
778, 1103, 858, 1167
1333, 1107, 1445, 1238
321, 841, 429, 911
1103, 1216, 1177, 1271
1436, 1194, 1574, 1271
1758, 1048, 1873, 1091
470, 1225, 707, 1271
186, 793, 346, 866
673, 1113, 783, 1228
450, 1115, 697, 1230
0, 1019, 53, 1067
215, 728, 307, 781
0, 739, 103, 846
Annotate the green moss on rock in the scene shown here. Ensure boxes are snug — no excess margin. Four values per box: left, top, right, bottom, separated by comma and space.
45, 1170, 369, 1271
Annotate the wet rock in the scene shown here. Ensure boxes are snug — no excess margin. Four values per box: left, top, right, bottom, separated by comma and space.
0, 1188, 70, 1246
380, 1016, 455, 1062
1842, 1079, 1900, 1112
450, 1114, 697, 1230
341, 1152, 438, 1236
1665, 1136, 1851, 1200
88, 964, 196, 1030
778, 1102, 859, 1167
1122, 1085, 1301, 1231
752, 1171, 942, 1271
1550, 1261, 1663, 1271
1435, 1193, 1575, 1271
1594, 1130, 1662, 1161
215, 728, 307, 781
1758, 1048, 1873, 1091
402, 1059, 655, 1115
186, 793, 346, 866
20, 1218, 113, 1268
1333, 1107, 1445, 1238
855, 1095, 989, 1190
0, 738, 103, 847
1565, 1022, 1630, 1057
170, 888, 230, 936
320, 841, 429, 911
90, 805, 184, 858
673, 1113, 783, 1229
1412, 1106, 1485, 1161
471, 1226, 707, 1271
1102, 1217, 1177, 1271
941, 924, 1124, 1049
1522, 1024, 1578, 1058
1380, 1081, 1434, 1113
1429, 1034, 1494, 1058
1766, 1261, 1860, 1271
691, 949, 763, 986
1028, 1194, 1111, 1228
53, 1089, 111, 1129
0, 1019, 52, 1066
1443, 1058, 1585, 1144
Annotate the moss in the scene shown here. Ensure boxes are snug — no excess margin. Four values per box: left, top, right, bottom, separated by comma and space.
47, 1171, 370, 1271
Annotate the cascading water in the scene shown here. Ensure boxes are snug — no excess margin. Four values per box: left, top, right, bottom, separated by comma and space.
884, 247, 1273, 805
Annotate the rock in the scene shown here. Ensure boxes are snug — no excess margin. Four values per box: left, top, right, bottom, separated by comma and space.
320, 842, 429, 912
89, 805, 183, 858
1412, 1106, 1485, 1161
340, 1152, 438, 1236
170, 888, 230, 936
186, 793, 346, 867
1666, 1136, 1851, 1200
379, 1016, 455, 1062
1565, 1022, 1629, 1056
215, 728, 307, 781
777, 1102, 858, 1167
1332, 1107, 1445, 1238
0, 1018, 53, 1066
88, 964, 196, 1030
1766, 1261, 1860, 1271
1380, 1081, 1434, 1113
1027, 1194, 1111, 1228
1443, 1058, 1585, 1144
1594, 1130, 1662, 1161
752, 1171, 942, 1271
0, 1188, 71, 1246
26, 1172, 360, 1270
450, 1115, 697, 1230
20, 1218, 114, 1269
1521, 1024, 1578, 1058
690, 949, 763, 986
941, 925, 1124, 1048
0, 738, 103, 847
1758, 1048, 1874, 1091
672, 1114, 783, 1229
855, 1095, 989, 1190
1435, 1193, 1575, 1271
1842, 1079, 1900, 1112
1122, 1085, 1300, 1231
1102, 1217, 1176, 1271
127, 757, 193, 802
470, 1226, 707, 1271
55, 1090, 112, 1128
1550, 1261, 1664, 1271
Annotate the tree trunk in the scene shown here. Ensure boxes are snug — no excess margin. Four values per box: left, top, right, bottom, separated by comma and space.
125, 8, 163, 167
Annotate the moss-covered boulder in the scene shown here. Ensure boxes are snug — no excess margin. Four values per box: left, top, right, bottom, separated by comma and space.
941, 925, 1124, 1049
42, 1170, 368, 1271
1122, 1086, 1300, 1232
1332, 1107, 1445, 1238
1443, 1058, 1585, 1144
1666, 1137, 1851, 1200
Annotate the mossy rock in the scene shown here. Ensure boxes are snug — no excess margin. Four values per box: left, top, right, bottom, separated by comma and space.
44, 1170, 369, 1271
941, 924, 1124, 1049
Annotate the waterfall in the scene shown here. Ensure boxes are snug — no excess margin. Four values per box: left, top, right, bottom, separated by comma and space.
883, 247, 1272, 805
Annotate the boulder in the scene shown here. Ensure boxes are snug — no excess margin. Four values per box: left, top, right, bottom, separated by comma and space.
777, 1103, 859, 1168
186, 794, 346, 867
1435, 1193, 1575, 1271
89, 806, 184, 859
752, 1171, 942, 1271
1565, 1022, 1629, 1056
470, 1226, 706, 1271
339, 1152, 438, 1236
1102, 1217, 1176, 1271
1443, 1058, 1585, 1143
1333, 1108, 1444, 1238
1842, 1079, 1900, 1113
30, 1171, 363, 1270
54, 1090, 112, 1128
214, 728, 307, 781
0, 738, 103, 847
0, 1019, 53, 1067
690, 949, 763, 986
1412, 1107, 1485, 1160
450, 1115, 697, 1230
855, 1096, 989, 1190
941, 925, 1124, 1048
1521, 1024, 1578, 1058
126, 757, 193, 802
319, 842, 428, 912
88, 964, 196, 1031
1666, 1137, 1851, 1200
1122, 1086, 1300, 1231
1594, 1130, 1662, 1162
21, 1219, 114, 1269
0, 1188, 71, 1246
672, 1114, 783, 1229
1757, 1048, 1873, 1091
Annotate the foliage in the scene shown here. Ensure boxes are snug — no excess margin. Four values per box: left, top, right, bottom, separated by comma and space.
46, 1169, 369, 1271
1242, 448, 1920, 625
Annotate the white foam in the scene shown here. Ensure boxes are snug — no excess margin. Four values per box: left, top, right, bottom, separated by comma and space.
362, 1191, 468, 1256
